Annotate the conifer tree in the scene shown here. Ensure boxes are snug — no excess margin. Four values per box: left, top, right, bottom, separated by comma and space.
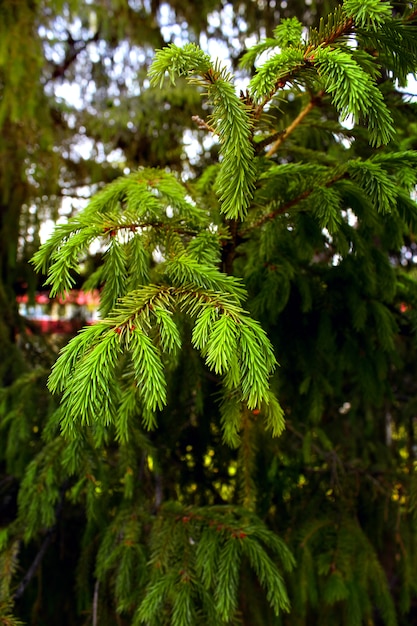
2, 1, 417, 625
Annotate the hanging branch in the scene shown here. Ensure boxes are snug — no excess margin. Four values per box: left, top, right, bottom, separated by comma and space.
149, 44, 256, 220
240, 170, 349, 235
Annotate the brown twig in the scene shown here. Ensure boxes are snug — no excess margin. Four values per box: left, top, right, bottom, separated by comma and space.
191, 115, 217, 134
266, 97, 318, 158
254, 130, 286, 153
103, 221, 199, 238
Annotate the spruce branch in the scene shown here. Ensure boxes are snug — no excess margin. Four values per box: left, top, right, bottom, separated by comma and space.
205, 72, 256, 219
47, 281, 280, 437
307, 9, 354, 50
148, 42, 212, 87
355, 20, 417, 86
250, 49, 307, 117
244, 152, 417, 235
343, 0, 392, 31
138, 503, 294, 623
312, 46, 394, 146
149, 46, 256, 219
241, 169, 349, 234
248, 6, 405, 148
249, 9, 356, 119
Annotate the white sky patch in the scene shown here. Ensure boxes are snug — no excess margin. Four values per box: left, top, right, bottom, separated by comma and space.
39, 218, 61, 243
55, 83, 83, 110
397, 75, 417, 101
39, 192, 90, 242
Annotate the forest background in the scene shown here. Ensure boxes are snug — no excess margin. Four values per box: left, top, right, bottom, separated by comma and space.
1, 0, 417, 625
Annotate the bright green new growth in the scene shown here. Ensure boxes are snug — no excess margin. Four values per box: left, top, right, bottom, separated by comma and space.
47, 282, 278, 436
148, 42, 212, 88
149, 46, 256, 219
343, 0, 392, 30
34, 168, 280, 440
313, 47, 394, 146
240, 4, 408, 147
273, 17, 303, 47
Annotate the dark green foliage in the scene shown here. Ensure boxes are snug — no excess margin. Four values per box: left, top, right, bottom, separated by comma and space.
2, 0, 417, 625
134, 504, 294, 625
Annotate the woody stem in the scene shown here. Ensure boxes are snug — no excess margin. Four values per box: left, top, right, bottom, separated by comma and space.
266, 97, 317, 157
